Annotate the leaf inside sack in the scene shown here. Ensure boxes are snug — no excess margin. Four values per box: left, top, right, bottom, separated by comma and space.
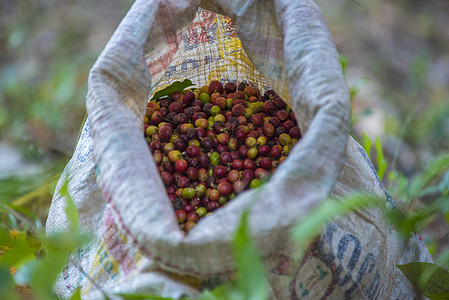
150, 79, 194, 101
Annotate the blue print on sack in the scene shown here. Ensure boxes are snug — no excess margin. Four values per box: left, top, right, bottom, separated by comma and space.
76, 119, 93, 163
336, 234, 361, 287
181, 59, 199, 72
164, 55, 221, 78
270, 222, 380, 299
364, 271, 381, 299
316, 223, 377, 299
164, 65, 177, 78
268, 64, 283, 79
204, 55, 220, 65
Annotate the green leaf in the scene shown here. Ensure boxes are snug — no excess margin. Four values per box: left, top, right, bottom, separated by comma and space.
291, 194, 379, 246
410, 153, 449, 198
362, 133, 372, 159
386, 206, 434, 238
14, 256, 40, 285
60, 177, 79, 230
45, 231, 90, 252
150, 80, 194, 101
438, 170, 449, 196
0, 230, 36, 267
339, 55, 348, 75
231, 209, 268, 300
7, 213, 18, 230
375, 137, 387, 181
197, 289, 224, 300
349, 85, 360, 102
113, 293, 175, 300
69, 288, 81, 300
6, 203, 36, 221
28, 248, 68, 300
0, 266, 19, 300
419, 186, 442, 198
435, 250, 449, 270
397, 262, 449, 299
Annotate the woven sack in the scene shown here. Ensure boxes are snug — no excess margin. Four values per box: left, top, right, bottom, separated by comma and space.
46, 1, 432, 299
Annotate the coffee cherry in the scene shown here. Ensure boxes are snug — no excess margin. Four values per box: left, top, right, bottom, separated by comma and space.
185, 127, 197, 140
196, 207, 207, 217
247, 147, 258, 159
181, 91, 195, 106
218, 181, 233, 196
174, 159, 188, 173
276, 110, 289, 121
208, 80, 224, 94
279, 133, 292, 146
190, 196, 201, 208
243, 159, 256, 170
250, 179, 262, 189
259, 157, 272, 170
175, 210, 186, 223
169, 102, 184, 113
146, 125, 158, 136
210, 152, 220, 166
234, 90, 245, 99
186, 167, 198, 180
227, 170, 240, 183
264, 123, 275, 137
185, 220, 196, 232
289, 126, 301, 139
213, 165, 227, 178
199, 92, 210, 104
182, 187, 195, 199
195, 184, 206, 197
201, 137, 215, 151
270, 145, 282, 159
251, 114, 263, 127
232, 104, 245, 116
244, 86, 256, 97
269, 117, 281, 128
254, 168, 269, 179
245, 137, 257, 148
161, 172, 173, 185
233, 180, 246, 194
211, 105, 221, 116
220, 152, 232, 164
150, 140, 162, 151
187, 212, 199, 222
192, 112, 207, 123
283, 120, 295, 131
206, 201, 219, 212
228, 137, 238, 151
262, 101, 274, 114
238, 145, 248, 158
217, 133, 229, 144
173, 138, 186, 152
232, 159, 243, 170
258, 145, 270, 156
186, 145, 201, 157
177, 176, 190, 188
225, 82, 236, 93
275, 126, 286, 137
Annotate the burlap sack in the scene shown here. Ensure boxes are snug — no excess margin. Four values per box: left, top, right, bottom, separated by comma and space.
46, 1, 432, 299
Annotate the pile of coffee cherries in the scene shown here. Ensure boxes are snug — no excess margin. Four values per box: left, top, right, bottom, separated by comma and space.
144, 81, 301, 231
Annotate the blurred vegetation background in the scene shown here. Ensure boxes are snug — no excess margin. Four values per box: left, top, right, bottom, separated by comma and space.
0, 0, 448, 265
